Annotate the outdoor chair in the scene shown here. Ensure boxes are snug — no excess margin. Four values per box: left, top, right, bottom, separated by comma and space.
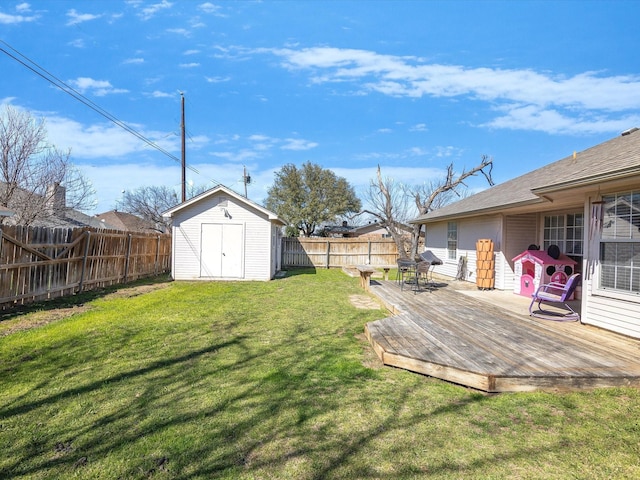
396, 258, 416, 290
529, 273, 581, 321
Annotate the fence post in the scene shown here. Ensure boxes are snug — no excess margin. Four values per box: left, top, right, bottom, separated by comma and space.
326, 240, 330, 268
155, 235, 160, 275
368, 240, 372, 264
78, 230, 91, 292
124, 234, 132, 283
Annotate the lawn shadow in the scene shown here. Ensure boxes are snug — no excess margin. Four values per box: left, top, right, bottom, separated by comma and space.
275, 267, 317, 278
0, 274, 173, 323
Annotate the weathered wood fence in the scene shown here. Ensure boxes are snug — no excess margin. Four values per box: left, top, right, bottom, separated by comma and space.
0, 225, 171, 308
282, 237, 398, 268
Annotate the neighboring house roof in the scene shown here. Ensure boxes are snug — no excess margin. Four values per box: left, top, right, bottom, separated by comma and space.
34, 209, 116, 230
95, 210, 163, 233
413, 127, 640, 223
0, 182, 114, 229
163, 184, 286, 225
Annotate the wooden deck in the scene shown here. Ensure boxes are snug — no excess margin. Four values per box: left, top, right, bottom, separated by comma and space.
365, 279, 640, 393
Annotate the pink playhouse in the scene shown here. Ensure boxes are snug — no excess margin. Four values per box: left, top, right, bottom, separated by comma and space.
512, 249, 577, 298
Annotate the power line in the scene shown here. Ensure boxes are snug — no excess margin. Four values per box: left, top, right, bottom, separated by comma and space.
0, 39, 203, 176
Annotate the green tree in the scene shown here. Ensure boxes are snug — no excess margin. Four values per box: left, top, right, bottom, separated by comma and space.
266, 162, 361, 237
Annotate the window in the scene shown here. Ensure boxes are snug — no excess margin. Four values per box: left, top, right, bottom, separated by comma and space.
543, 213, 583, 263
447, 222, 457, 260
599, 191, 640, 294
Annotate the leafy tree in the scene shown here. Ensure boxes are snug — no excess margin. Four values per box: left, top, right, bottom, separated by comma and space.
266, 162, 361, 237
364, 156, 494, 258
0, 105, 96, 225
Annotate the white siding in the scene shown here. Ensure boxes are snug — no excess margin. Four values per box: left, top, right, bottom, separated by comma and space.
426, 216, 505, 287
503, 214, 538, 292
170, 192, 276, 281
583, 290, 640, 338
582, 196, 640, 338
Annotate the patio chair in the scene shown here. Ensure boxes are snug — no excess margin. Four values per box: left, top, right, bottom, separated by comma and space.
396, 258, 416, 290
529, 273, 581, 321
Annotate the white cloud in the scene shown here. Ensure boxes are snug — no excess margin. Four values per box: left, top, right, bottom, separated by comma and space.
198, 2, 224, 15
0, 11, 37, 24
262, 46, 640, 134
281, 138, 318, 151
484, 104, 640, 135
167, 28, 191, 37
16, 3, 30, 13
179, 63, 200, 68
123, 58, 144, 64
66, 9, 102, 26
45, 116, 178, 159
148, 90, 173, 98
410, 123, 428, 132
184, 49, 200, 55
68, 77, 128, 96
205, 76, 231, 83
138, 0, 173, 20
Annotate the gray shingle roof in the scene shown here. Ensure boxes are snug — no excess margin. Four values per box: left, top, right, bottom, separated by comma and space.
412, 128, 640, 223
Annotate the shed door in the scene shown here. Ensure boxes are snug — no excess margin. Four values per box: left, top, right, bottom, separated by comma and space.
200, 223, 244, 278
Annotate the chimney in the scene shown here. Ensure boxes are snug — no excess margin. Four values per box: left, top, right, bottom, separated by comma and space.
46, 183, 66, 215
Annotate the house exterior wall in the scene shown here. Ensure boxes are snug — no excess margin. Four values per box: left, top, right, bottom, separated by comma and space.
423, 196, 640, 339
581, 194, 640, 338
503, 213, 539, 292
170, 192, 275, 281
425, 215, 506, 288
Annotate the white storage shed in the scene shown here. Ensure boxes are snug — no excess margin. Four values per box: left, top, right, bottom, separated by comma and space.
163, 185, 285, 281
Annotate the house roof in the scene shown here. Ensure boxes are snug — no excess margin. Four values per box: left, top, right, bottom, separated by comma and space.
412, 127, 640, 224
162, 184, 286, 225
94, 210, 162, 232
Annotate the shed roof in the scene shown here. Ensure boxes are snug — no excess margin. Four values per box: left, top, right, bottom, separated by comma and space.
162, 184, 286, 225
412, 128, 640, 224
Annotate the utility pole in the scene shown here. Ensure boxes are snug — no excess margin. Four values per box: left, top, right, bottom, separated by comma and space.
180, 92, 186, 203
243, 165, 251, 197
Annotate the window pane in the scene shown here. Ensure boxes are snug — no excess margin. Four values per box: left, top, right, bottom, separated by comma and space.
632, 215, 640, 240
601, 265, 616, 289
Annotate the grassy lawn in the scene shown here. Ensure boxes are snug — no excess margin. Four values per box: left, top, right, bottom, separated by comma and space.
1, 268, 639, 479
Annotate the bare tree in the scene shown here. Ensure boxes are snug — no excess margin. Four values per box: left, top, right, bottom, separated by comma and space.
361, 167, 413, 255
364, 156, 494, 258
0, 105, 96, 225
121, 185, 179, 228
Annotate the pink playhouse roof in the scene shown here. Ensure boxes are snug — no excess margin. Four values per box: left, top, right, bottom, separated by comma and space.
512, 249, 577, 266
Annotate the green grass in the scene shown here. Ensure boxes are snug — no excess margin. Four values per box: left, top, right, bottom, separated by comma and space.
1, 269, 639, 479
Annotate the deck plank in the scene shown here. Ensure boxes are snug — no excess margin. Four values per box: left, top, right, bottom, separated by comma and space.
366, 280, 640, 392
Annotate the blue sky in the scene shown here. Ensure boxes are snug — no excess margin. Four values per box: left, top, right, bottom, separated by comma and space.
2, 0, 640, 216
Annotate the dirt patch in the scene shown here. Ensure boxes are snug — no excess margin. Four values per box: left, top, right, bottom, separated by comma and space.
349, 294, 381, 310
0, 282, 170, 337
355, 332, 384, 369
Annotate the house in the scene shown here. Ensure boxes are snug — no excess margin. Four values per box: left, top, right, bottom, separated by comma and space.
162, 184, 286, 281
412, 127, 640, 338
322, 220, 412, 239
95, 210, 165, 233
1, 182, 113, 229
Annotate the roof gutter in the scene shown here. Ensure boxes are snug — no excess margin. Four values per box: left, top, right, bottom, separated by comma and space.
409, 197, 547, 224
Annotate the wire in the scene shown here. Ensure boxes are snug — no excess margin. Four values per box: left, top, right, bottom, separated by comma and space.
0, 39, 206, 177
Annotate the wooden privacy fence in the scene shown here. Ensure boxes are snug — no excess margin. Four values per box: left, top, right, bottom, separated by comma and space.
0, 225, 171, 308
282, 237, 399, 268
